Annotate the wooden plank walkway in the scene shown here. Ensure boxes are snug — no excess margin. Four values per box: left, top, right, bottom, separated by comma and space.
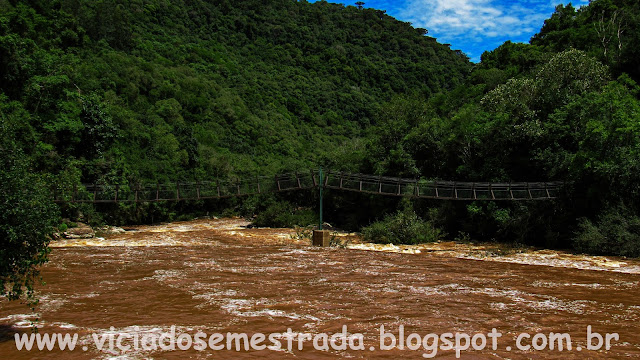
53, 169, 563, 203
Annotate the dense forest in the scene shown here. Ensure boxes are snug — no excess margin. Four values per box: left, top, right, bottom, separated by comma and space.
2, 0, 640, 298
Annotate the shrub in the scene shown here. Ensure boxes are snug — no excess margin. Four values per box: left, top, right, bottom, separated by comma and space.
253, 202, 316, 228
574, 206, 640, 258
290, 226, 313, 241
362, 209, 443, 245
1, 131, 59, 302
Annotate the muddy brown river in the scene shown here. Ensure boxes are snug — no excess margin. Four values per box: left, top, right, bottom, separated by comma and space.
1, 218, 639, 359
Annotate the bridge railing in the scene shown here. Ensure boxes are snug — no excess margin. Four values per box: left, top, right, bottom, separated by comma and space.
323, 170, 564, 200
53, 169, 564, 203
54, 170, 318, 203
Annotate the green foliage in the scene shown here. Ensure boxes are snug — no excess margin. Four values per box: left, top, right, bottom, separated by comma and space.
0, 0, 471, 187
535, 48, 609, 115
481, 78, 537, 121
77, 93, 117, 158
574, 205, 640, 257
362, 208, 443, 245
479, 41, 548, 76
360, 36, 640, 256
2, 0, 640, 260
0, 0, 473, 259
531, 0, 640, 83
253, 201, 316, 228
0, 111, 59, 302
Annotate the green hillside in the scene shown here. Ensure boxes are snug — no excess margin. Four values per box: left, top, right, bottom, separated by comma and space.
0, 0, 471, 183
351, 0, 640, 256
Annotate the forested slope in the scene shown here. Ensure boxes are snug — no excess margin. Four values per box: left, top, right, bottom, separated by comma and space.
347, 0, 640, 257
0, 0, 471, 184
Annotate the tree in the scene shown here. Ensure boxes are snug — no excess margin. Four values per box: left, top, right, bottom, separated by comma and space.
0, 98, 59, 302
78, 93, 117, 159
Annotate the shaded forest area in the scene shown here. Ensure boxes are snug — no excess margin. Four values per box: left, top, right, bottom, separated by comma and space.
2, 0, 640, 293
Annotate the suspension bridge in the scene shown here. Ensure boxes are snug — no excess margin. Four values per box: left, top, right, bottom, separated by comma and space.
53, 169, 564, 204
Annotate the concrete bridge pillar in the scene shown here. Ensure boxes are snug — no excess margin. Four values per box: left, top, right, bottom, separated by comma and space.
313, 230, 330, 247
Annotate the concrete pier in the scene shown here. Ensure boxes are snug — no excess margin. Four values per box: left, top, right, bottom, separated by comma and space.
312, 230, 330, 247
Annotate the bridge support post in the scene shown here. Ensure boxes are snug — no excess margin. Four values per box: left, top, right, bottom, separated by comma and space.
318, 167, 324, 231
313, 168, 330, 247
313, 230, 330, 247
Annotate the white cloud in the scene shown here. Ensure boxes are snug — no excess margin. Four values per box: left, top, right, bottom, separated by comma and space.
401, 0, 551, 43
398, 0, 592, 61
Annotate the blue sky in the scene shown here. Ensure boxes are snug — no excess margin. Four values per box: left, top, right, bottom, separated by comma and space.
310, 0, 590, 62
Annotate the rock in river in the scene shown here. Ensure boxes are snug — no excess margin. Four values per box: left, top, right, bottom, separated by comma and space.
63, 223, 95, 239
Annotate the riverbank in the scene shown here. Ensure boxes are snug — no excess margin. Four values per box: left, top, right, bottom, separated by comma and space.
51, 218, 640, 274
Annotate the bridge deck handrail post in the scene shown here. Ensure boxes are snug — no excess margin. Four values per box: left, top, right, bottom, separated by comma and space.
509, 182, 514, 200
545, 182, 551, 199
